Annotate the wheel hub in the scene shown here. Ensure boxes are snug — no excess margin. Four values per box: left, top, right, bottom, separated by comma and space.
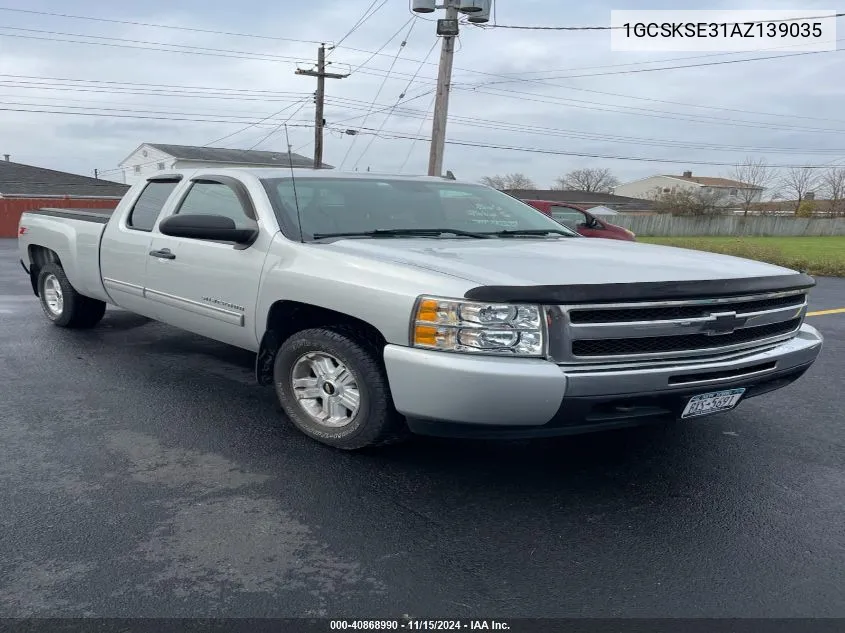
290, 352, 361, 428
43, 274, 64, 316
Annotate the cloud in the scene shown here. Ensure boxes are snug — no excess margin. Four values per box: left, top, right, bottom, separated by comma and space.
0, 0, 843, 188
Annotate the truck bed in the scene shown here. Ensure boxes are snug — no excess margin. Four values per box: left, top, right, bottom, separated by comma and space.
18, 207, 114, 304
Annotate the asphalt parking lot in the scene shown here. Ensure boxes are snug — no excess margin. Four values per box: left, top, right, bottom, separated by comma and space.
1, 238, 843, 618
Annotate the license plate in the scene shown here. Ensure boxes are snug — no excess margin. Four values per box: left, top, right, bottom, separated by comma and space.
681, 388, 746, 419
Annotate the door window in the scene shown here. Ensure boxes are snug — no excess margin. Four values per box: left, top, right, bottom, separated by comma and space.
126, 180, 180, 231
549, 206, 587, 230
176, 181, 257, 229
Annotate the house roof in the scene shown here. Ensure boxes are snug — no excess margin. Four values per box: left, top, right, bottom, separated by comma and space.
142, 143, 332, 169
0, 160, 129, 198
503, 189, 654, 210
663, 175, 762, 189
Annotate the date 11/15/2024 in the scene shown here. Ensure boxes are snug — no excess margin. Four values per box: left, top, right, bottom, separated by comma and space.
329, 621, 510, 631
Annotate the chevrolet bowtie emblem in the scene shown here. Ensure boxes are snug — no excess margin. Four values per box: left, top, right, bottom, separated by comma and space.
703, 311, 747, 336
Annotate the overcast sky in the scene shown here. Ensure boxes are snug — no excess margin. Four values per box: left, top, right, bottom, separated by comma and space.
0, 0, 843, 188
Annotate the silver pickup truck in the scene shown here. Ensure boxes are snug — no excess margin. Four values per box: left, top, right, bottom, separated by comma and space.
18, 168, 823, 449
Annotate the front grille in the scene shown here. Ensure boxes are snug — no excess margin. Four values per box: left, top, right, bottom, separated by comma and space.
568, 293, 805, 324
553, 289, 808, 363
572, 318, 801, 357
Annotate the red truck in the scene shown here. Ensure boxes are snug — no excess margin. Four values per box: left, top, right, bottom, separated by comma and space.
522, 199, 636, 241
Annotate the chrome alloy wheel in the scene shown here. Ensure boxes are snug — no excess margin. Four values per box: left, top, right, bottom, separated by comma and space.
290, 352, 361, 428
43, 274, 64, 316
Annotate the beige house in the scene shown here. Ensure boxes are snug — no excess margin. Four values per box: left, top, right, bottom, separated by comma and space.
614, 171, 764, 204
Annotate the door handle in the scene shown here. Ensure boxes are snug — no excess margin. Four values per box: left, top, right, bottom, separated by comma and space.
149, 248, 176, 260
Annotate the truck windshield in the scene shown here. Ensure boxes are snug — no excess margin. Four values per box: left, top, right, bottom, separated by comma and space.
262, 177, 578, 241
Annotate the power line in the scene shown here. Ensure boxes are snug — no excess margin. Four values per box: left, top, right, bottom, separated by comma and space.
0, 28, 439, 85
205, 99, 312, 147
488, 36, 845, 79
0, 6, 324, 44
340, 19, 416, 169
526, 49, 845, 81
352, 37, 439, 169
5, 86, 845, 156
330, 0, 389, 52
0, 27, 310, 63
248, 102, 311, 150
537, 83, 845, 126
398, 93, 437, 173
463, 86, 845, 135
0, 105, 316, 127
3, 5, 839, 87
347, 17, 415, 74
331, 125, 845, 169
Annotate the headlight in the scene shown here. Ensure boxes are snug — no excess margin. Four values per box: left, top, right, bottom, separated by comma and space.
411, 296, 545, 357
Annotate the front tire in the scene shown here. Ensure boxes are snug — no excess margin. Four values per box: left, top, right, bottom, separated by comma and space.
273, 326, 407, 450
37, 263, 106, 329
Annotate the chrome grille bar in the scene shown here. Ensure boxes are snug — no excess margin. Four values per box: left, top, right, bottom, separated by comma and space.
549, 289, 808, 364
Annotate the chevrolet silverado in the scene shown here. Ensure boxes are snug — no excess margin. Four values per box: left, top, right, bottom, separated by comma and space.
17, 169, 823, 449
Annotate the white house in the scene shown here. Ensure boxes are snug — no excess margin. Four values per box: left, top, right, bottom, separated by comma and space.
614, 171, 764, 204
118, 143, 331, 186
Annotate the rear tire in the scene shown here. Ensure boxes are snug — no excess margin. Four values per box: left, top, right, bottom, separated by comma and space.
37, 263, 106, 329
273, 326, 407, 450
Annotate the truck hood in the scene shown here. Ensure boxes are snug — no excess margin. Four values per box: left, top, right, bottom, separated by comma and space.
324, 237, 796, 286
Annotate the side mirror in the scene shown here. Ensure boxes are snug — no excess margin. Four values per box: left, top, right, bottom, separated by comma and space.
159, 214, 257, 245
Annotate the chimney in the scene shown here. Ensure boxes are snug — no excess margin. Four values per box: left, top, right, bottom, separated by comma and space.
3, 154, 9, 162
805, 191, 815, 200
682, 170, 692, 178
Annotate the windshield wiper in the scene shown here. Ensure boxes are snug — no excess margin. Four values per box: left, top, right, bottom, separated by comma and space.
485, 229, 574, 237
312, 228, 492, 239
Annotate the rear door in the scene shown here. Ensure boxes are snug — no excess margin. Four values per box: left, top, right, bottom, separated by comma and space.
100, 176, 181, 316
144, 175, 268, 351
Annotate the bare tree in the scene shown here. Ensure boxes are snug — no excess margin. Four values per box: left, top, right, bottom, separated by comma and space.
820, 166, 845, 216
553, 168, 619, 193
649, 187, 729, 216
731, 157, 772, 216
779, 167, 820, 213
479, 173, 536, 190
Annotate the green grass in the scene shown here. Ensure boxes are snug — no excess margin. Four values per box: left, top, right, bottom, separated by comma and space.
640, 236, 845, 277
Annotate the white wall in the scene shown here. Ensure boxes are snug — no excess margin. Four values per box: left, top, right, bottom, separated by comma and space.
614, 176, 699, 200
119, 145, 177, 186
615, 176, 762, 204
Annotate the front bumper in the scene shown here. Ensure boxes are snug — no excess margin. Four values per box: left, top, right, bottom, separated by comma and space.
383, 323, 823, 438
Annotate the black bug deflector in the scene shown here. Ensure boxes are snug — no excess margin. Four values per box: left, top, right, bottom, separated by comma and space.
463, 273, 816, 305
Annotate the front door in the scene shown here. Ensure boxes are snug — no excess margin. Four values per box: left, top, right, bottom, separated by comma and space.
144, 177, 267, 351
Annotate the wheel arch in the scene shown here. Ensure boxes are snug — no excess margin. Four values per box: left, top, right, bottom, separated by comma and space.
255, 300, 388, 386
27, 245, 63, 296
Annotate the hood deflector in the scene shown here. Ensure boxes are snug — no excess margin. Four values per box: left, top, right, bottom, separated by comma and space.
464, 273, 816, 305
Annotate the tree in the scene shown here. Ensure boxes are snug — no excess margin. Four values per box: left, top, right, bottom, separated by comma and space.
820, 166, 845, 216
796, 200, 817, 218
731, 156, 772, 216
649, 187, 728, 216
479, 173, 536, 190
779, 167, 820, 213
553, 168, 619, 193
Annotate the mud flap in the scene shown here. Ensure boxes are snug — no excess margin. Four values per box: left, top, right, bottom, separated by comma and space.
255, 330, 282, 386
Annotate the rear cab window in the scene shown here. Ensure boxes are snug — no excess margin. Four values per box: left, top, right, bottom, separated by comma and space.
126, 180, 180, 231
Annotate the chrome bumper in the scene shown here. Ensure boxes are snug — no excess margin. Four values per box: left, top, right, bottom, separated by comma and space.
383, 324, 823, 429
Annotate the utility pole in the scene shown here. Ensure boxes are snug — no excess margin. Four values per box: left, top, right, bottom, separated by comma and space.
413, 0, 491, 176
428, 1, 459, 177
296, 44, 349, 169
